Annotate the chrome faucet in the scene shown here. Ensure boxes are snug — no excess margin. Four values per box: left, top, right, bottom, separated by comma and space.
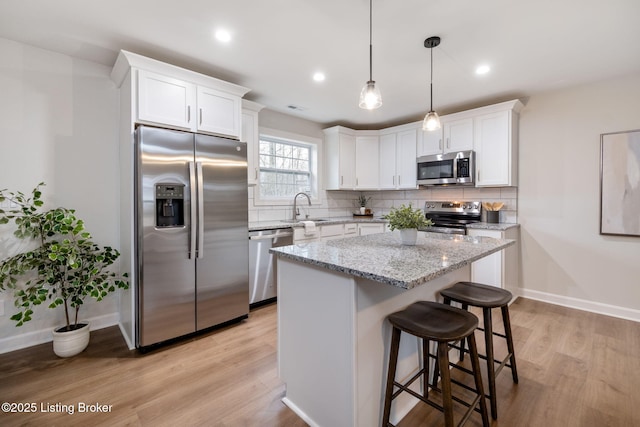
293, 192, 311, 220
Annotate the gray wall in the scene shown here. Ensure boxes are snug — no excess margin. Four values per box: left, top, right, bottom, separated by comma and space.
0, 38, 121, 351
517, 73, 640, 318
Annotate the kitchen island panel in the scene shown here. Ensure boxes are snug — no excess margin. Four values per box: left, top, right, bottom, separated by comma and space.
355, 266, 470, 427
278, 259, 356, 427
277, 256, 470, 427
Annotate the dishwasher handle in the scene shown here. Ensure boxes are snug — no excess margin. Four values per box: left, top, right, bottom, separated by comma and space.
249, 231, 293, 241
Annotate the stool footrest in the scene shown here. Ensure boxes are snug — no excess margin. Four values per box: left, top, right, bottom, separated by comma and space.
449, 342, 514, 370
477, 326, 508, 340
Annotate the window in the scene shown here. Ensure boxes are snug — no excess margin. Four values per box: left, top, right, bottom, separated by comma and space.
258, 135, 317, 200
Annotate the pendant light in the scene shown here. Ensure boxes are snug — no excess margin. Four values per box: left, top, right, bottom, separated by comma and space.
359, 0, 382, 109
422, 36, 441, 131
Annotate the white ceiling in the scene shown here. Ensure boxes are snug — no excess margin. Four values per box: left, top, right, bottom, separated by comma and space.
1, 0, 639, 129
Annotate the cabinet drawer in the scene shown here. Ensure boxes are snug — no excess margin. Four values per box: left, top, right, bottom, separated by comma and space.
293, 227, 320, 242
320, 224, 344, 238
344, 223, 358, 235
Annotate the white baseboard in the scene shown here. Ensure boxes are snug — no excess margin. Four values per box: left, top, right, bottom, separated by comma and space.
516, 288, 640, 322
118, 322, 136, 350
0, 312, 119, 355
281, 397, 320, 427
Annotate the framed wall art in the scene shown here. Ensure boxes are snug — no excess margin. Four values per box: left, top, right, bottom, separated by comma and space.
600, 129, 640, 237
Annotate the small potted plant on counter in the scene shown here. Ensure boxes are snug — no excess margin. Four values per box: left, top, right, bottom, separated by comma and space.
0, 183, 129, 357
356, 193, 372, 215
383, 204, 433, 245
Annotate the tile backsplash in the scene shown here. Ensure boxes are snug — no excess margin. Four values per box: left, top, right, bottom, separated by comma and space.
249, 186, 518, 224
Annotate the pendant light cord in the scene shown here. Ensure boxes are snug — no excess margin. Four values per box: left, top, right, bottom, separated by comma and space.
430, 46, 433, 111
369, 0, 373, 81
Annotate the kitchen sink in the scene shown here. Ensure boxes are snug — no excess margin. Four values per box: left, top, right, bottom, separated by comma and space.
280, 218, 330, 224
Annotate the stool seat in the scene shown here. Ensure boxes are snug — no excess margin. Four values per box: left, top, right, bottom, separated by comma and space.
388, 301, 478, 341
440, 281, 512, 308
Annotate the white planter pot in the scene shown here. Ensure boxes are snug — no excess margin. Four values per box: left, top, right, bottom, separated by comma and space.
52, 322, 90, 358
399, 228, 418, 245
360, 207, 366, 214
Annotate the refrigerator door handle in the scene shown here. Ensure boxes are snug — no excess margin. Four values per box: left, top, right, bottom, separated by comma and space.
196, 162, 205, 259
189, 161, 197, 259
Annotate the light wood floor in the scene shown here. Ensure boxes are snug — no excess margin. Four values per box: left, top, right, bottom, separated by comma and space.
1, 298, 639, 427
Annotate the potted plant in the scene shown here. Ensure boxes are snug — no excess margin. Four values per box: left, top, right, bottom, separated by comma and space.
356, 193, 371, 215
0, 183, 128, 357
383, 204, 433, 245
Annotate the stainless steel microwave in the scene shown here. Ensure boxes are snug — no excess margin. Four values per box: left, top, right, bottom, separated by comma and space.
416, 150, 475, 186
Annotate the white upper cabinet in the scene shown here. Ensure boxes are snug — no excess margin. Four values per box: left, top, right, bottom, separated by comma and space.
323, 100, 523, 190
380, 125, 418, 189
474, 100, 523, 187
379, 133, 397, 189
396, 129, 418, 188
355, 135, 379, 189
197, 86, 242, 137
443, 117, 474, 152
111, 50, 249, 140
242, 100, 264, 186
325, 126, 357, 190
418, 127, 443, 156
418, 117, 473, 156
138, 70, 196, 130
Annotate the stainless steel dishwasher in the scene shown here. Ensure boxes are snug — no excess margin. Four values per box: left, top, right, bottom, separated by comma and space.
248, 228, 293, 306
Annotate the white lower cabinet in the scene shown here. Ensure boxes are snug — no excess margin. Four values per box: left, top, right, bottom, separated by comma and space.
293, 227, 320, 243
320, 224, 346, 241
344, 223, 358, 237
292, 222, 387, 243
468, 227, 519, 292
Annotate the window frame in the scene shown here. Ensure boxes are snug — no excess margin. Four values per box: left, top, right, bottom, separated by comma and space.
254, 128, 321, 206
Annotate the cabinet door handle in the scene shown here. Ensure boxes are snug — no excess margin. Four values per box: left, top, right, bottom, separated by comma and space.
199, 108, 203, 125
447, 137, 450, 148
356, 178, 359, 186
397, 175, 401, 186
392, 176, 395, 185
439, 139, 443, 150
255, 168, 258, 180
477, 170, 480, 182
187, 106, 191, 123
340, 176, 344, 185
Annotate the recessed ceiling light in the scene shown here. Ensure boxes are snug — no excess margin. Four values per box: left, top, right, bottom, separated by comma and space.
475, 64, 491, 75
313, 72, 326, 82
215, 29, 232, 43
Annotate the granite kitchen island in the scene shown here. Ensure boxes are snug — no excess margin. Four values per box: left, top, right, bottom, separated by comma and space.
271, 231, 514, 427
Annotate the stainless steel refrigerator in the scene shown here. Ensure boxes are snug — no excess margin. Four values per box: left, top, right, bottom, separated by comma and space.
135, 125, 249, 348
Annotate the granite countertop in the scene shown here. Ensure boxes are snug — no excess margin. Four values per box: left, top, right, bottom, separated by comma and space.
270, 231, 514, 290
467, 222, 520, 231
249, 216, 388, 231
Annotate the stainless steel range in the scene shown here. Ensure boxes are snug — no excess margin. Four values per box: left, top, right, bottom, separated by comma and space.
422, 201, 482, 235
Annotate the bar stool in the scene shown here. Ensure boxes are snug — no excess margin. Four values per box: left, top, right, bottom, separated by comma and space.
382, 301, 489, 427
439, 281, 519, 420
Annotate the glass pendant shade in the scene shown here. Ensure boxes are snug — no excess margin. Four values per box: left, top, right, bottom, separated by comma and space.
423, 36, 442, 131
422, 110, 441, 131
359, 80, 382, 110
